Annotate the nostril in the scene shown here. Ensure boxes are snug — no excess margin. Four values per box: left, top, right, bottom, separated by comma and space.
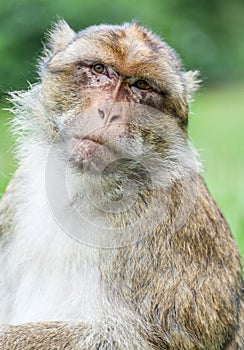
98, 108, 105, 119
110, 115, 120, 123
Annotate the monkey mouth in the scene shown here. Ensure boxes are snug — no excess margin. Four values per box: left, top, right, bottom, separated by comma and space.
69, 132, 142, 174
69, 135, 116, 170
70, 137, 100, 163
83, 135, 106, 146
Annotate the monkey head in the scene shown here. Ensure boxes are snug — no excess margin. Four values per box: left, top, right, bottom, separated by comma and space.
35, 21, 199, 176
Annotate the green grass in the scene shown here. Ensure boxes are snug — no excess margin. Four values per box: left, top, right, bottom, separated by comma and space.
0, 84, 244, 260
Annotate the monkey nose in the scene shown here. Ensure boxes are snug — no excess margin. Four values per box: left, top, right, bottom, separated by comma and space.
97, 105, 128, 125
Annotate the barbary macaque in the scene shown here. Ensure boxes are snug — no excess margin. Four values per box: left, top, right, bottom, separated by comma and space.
0, 21, 243, 349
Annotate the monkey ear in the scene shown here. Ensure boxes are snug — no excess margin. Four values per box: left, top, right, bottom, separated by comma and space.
46, 20, 76, 54
39, 20, 75, 76
183, 70, 201, 102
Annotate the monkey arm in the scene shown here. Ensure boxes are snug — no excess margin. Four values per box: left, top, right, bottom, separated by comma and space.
154, 176, 244, 349
0, 320, 156, 350
0, 322, 87, 350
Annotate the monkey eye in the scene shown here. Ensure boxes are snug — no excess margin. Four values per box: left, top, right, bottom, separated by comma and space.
92, 63, 106, 74
133, 79, 151, 90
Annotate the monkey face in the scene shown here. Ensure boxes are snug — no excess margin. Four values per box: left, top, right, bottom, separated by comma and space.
39, 23, 199, 179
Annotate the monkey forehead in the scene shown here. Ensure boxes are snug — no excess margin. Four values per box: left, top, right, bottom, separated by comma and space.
48, 23, 185, 94
76, 23, 182, 69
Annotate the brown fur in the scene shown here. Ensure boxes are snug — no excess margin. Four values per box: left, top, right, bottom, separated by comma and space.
0, 21, 243, 349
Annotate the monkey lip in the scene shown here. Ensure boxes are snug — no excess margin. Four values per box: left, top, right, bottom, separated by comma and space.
70, 136, 108, 166
72, 137, 99, 155
72, 135, 105, 146
83, 135, 105, 146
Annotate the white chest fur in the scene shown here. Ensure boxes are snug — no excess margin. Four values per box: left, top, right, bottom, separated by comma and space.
8, 233, 101, 325
0, 146, 104, 325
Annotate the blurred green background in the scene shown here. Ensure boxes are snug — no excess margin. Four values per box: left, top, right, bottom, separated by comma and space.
0, 0, 243, 259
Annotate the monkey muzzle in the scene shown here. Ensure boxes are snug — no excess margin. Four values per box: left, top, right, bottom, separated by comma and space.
69, 131, 129, 174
